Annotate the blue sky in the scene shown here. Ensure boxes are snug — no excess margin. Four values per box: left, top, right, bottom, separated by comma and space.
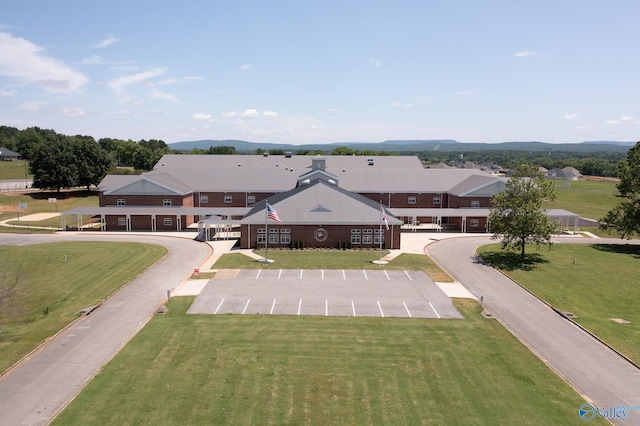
1, 0, 639, 145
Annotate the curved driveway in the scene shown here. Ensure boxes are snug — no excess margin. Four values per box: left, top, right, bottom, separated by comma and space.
0, 233, 210, 426
427, 235, 640, 420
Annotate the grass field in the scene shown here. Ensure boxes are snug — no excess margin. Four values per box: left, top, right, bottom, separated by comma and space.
548, 179, 620, 221
213, 250, 453, 282
0, 241, 167, 373
0, 159, 31, 180
52, 297, 602, 426
477, 243, 640, 365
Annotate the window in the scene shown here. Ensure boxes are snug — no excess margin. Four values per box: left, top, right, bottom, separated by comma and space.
224, 195, 232, 204
163, 199, 172, 206
280, 234, 291, 244
351, 229, 361, 234
351, 234, 361, 244
374, 235, 384, 245
117, 199, 125, 206
281, 228, 291, 234
363, 234, 373, 244
269, 234, 279, 244
163, 218, 173, 226
200, 195, 208, 203
408, 196, 416, 204
269, 228, 279, 233
257, 234, 266, 244
247, 195, 255, 205
117, 217, 126, 226
258, 228, 266, 233
470, 219, 480, 228
433, 196, 441, 205
471, 200, 480, 208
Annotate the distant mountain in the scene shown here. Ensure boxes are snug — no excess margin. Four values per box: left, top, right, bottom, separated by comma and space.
168, 139, 635, 153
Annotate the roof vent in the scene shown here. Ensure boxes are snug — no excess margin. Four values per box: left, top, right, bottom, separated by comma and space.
302, 179, 311, 185
368, 158, 374, 166
328, 179, 337, 185
238, 164, 242, 167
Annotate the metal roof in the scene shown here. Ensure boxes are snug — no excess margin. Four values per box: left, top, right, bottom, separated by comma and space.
62, 206, 251, 216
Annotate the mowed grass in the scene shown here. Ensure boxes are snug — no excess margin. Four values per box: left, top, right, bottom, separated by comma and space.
0, 159, 31, 180
53, 298, 601, 426
0, 242, 167, 373
547, 179, 620, 221
214, 250, 453, 282
477, 243, 640, 364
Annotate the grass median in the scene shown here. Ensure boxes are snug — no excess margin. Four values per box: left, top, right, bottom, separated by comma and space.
0, 241, 167, 373
477, 242, 640, 365
53, 297, 600, 425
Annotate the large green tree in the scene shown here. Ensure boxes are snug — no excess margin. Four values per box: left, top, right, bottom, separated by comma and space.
488, 163, 559, 260
600, 141, 640, 238
29, 133, 78, 192
71, 135, 112, 190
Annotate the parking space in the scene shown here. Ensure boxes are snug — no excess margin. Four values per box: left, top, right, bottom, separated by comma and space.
187, 269, 462, 319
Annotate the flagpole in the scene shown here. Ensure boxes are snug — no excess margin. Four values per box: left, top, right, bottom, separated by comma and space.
264, 201, 269, 262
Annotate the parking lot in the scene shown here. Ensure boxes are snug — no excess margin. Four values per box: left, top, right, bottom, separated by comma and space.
187, 269, 463, 319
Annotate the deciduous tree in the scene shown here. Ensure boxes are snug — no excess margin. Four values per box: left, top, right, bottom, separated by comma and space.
488, 163, 559, 261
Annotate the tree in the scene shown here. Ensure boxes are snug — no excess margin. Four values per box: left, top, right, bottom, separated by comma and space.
29, 133, 79, 192
600, 141, 640, 238
488, 163, 559, 261
71, 136, 112, 190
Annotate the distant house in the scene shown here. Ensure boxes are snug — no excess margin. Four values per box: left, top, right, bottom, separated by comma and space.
0, 147, 22, 160
546, 167, 583, 180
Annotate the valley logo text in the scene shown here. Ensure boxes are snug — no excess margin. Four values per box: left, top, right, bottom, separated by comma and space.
579, 403, 640, 421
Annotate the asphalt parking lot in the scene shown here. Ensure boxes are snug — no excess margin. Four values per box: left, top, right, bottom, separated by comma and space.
187, 269, 462, 319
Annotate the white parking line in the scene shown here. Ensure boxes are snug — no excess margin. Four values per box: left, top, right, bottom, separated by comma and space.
429, 302, 441, 319
404, 270, 412, 280
321, 269, 324, 280
403, 301, 412, 318
299, 269, 303, 279
277, 269, 282, 279
298, 299, 302, 315
270, 298, 276, 314
325, 299, 328, 316
384, 270, 390, 280
351, 300, 356, 317
377, 300, 384, 317
363, 270, 368, 280
214, 299, 225, 314
342, 270, 346, 280
255, 270, 262, 279
242, 298, 251, 314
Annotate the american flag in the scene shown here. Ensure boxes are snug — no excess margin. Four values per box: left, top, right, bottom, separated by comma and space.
382, 206, 389, 230
267, 202, 282, 224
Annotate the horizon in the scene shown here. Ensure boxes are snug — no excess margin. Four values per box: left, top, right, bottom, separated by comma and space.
2, 1, 639, 145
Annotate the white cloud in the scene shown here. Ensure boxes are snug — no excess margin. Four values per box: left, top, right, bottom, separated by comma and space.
563, 112, 578, 120
370, 59, 382, 68
606, 116, 636, 125
240, 64, 252, 71
79, 55, 104, 65
192, 112, 215, 122
620, 115, 634, 121
606, 119, 621, 125
221, 111, 237, 118
391, 101, 414, 108
263, 111, 279, 117
242, 109, 259, 118
94, 34, 120, 48
515, 51, 536, 57
62, 106, 86, 117
150, 88, 179, 102
107, 67, 167, 93
18, 101, 46, 110
0, 32, 89, 93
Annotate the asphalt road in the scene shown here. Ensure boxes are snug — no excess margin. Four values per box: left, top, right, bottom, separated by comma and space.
0, 233, 210, 426
427, 235, 640, 425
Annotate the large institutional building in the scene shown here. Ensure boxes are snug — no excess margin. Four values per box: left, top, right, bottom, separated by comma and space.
64, 154, 513, 248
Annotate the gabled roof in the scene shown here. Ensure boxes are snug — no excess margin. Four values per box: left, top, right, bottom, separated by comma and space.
449, 175, 507, 197
103, 173, 192, 196
0, 147, 21, 158
241, 180, 402, 225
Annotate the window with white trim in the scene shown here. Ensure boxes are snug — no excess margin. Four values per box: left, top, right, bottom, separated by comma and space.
117, 199, 125, 206
281, 228, 291, 233
471, 200, 480, 208
269, 234, 279, 244
351, 234, 361, 244
280, 234, 291, 244
117, 217, 126, 226
363, 234, 373, 244
408, 196, 417, 204
224, 195, 232, 203
163, 199, 172, 206
374, 235, 384, 245
470, 219, 480, 227
258, 228, 266, 233
163, 218, 173, 226
200, 195, 208, 203
257, 234, 266, 243
433, 196, 441, 205
247, 195, 255, 205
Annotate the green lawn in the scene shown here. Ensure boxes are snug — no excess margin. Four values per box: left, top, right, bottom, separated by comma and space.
477, 243, 640, 364
53, 298, 601, 426
0, 241, 167, 373
547, 179, 620, 221
213, 251, 453, 282
0, 159, 31, 180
